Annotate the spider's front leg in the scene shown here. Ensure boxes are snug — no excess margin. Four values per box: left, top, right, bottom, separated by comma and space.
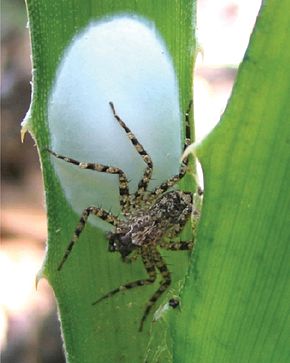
57, 206, 119, 270
150, 100, 193, 197
109, 102, 154, 207
46, 149, 131, 213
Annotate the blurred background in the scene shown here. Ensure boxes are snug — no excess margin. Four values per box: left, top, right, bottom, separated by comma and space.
0, 0, 261, 361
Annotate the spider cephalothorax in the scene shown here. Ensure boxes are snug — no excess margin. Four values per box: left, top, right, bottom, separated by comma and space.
48, 101, 201, 331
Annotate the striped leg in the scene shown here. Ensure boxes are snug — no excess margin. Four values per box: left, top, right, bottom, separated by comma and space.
92, 246, 156, 305
47, 149, 131, 213
150, 100, 193, 197
159, 240, 194, 251
57, 206, 119, 271
139, 247, 171, 331
109, 102, 153, 205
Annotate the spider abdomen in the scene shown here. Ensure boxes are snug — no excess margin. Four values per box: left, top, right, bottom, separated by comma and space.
124, 190, 193, 248
149, 190, 193, 225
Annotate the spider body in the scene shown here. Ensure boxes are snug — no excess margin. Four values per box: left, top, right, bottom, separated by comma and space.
48, 101, 200, 331
108, 190, 193, 258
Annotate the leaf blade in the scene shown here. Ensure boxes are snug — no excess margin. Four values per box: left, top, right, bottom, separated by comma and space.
173, 1, 290, 362
24, 1, 196, 362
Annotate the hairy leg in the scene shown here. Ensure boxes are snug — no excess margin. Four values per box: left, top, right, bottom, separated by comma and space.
109, 102, 154, 206
92, 246, 156, 305
159, 240, 194, 251
47, 149, 131, 213
57, 206, 119, 270
138, 247, 171, 331
150, 100, 193, 197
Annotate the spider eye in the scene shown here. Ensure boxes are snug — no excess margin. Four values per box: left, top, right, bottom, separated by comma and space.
108, 241, 118, 252
107, 232, 119, 252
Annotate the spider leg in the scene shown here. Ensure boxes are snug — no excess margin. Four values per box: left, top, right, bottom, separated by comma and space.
159, 240, 194, 251
47, 149, 130, 213
109, 102, 153, 205
122, 249, 140, 263
92, 246, 156, 305
57, 206, 119, 271
139, 247, 171, 332
150, 100, 193, 197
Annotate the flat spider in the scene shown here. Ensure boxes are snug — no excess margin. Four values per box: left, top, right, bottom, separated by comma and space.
48, 101, 201, 331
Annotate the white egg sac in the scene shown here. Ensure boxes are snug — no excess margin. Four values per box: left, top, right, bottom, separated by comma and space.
48, 15, 181, 229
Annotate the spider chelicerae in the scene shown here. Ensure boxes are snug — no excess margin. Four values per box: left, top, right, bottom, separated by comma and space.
48, 101, 201, 331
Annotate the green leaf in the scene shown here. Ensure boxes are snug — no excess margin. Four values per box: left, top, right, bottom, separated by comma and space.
23, 1, 196, 362
173, 1, 290, 362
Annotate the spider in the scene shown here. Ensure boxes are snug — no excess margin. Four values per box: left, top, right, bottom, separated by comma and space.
47, 101, 201, 331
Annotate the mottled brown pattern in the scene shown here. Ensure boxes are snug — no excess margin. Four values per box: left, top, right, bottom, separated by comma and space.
48, 101, 201, 331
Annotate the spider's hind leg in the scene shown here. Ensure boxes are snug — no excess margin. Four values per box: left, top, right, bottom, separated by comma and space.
159, 240, 194, 251
139, 247, 172, 332
92, 246, 157, 310
109, 102, 153, 206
